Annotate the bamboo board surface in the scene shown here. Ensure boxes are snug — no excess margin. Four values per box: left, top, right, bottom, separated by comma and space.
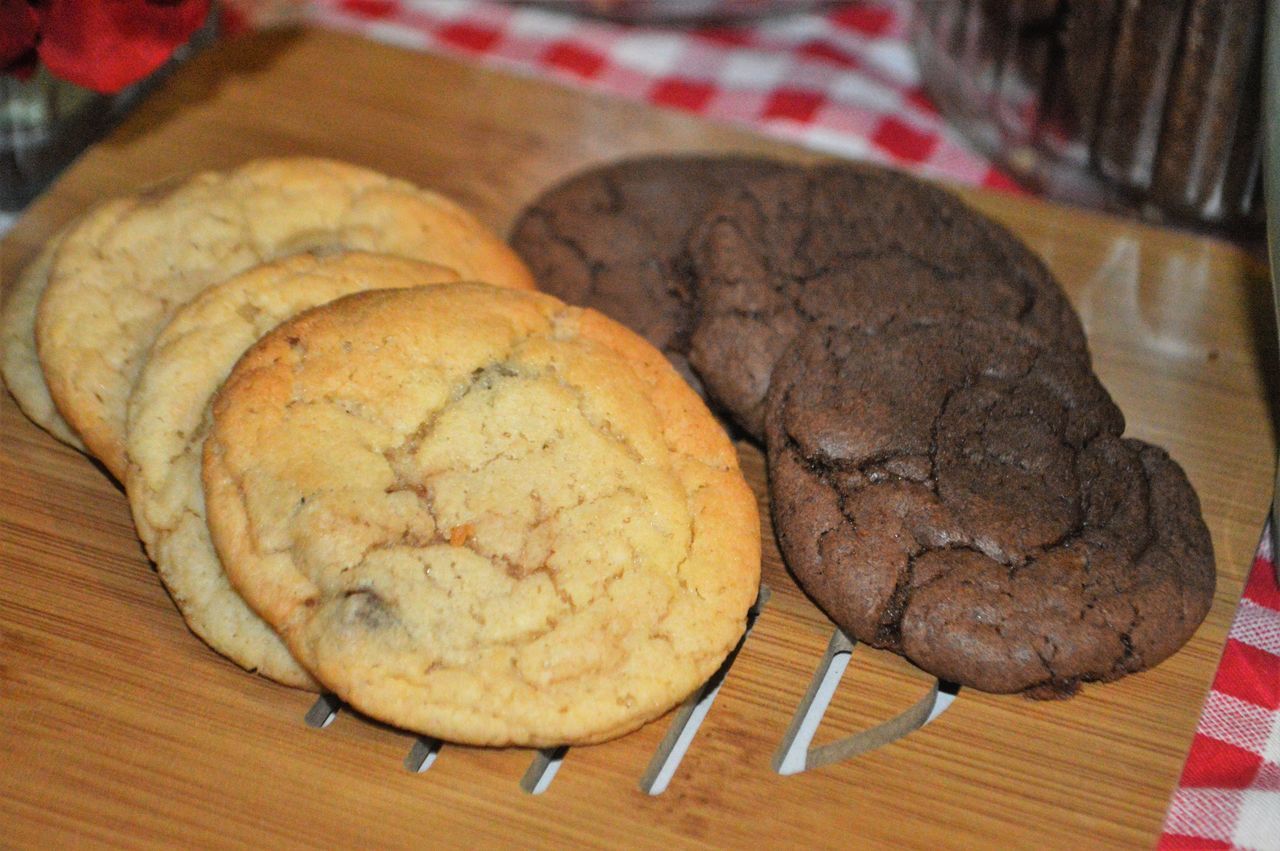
1, 29, 1274, 849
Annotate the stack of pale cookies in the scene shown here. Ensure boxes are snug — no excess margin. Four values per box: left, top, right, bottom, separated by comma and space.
1, 157, 762, 747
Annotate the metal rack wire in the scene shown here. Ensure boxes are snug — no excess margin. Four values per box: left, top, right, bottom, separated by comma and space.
301, 583, 960, 793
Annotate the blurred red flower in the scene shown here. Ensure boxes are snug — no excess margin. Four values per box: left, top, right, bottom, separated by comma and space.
1, 0, 212, 93
0, 0, 41, 79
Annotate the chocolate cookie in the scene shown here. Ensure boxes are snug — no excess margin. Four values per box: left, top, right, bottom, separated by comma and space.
509, 155, 787, 393
688, 163, 1089, 439
765, 318, 1214, 696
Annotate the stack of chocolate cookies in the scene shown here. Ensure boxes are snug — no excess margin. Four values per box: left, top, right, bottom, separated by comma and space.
512, 156, 1215, 698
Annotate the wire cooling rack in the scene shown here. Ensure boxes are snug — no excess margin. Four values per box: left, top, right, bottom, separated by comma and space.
301, 584, 960, 794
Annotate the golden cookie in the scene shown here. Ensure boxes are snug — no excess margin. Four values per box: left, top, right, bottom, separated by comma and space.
202, 283, 761, 746
36, 157, 535, 479
126, 252, 461, 689
1, 219, 106, 451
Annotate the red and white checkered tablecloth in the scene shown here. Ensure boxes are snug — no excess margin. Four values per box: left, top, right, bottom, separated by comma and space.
277, 0, 1022, 192
230, 1, 1280, 846
1161, 531, 1280, 851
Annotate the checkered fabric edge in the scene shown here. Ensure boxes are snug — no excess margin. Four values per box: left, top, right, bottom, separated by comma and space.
1160, 529, 1280, 851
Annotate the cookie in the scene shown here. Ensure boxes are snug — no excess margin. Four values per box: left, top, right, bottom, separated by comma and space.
688, 163, 1089, 438
36, 157, 537, 480
765, 318, 1214, 696
202, 283, 761, 745
509, 155, 786, 393
125, 252, 461, 689
2, 224, 93, 451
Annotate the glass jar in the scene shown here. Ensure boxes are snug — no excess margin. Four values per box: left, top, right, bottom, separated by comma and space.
0, 69, 112, 211
911, 0, 1265, 233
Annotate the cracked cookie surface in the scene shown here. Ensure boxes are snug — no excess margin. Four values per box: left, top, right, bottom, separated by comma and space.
202, 283, 760, 745
36, 157, 536, 479
689, 163, 1089, 439
508, 155, 786, 394
765, 318, 1213, 695
126, 252, 461, 690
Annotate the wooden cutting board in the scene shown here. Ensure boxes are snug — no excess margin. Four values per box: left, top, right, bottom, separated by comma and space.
1, 29, 1272, 849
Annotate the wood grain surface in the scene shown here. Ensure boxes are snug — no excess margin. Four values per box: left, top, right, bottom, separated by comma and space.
1, 29, 1273, 849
